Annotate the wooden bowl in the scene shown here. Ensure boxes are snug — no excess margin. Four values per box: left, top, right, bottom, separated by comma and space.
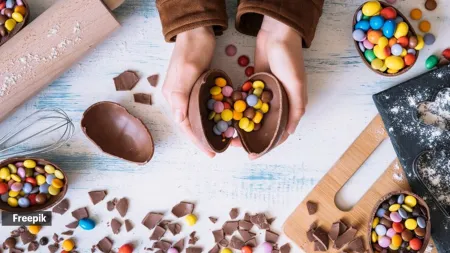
367, 191, 431, 253
0, 0, 31, 47
0, 157, 68, 213
353, 1, 419, 76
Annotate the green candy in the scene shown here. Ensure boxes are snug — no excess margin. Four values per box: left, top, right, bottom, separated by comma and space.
362, 14, 370, 20
425, 55, 439, 69
364, 49, 376, 63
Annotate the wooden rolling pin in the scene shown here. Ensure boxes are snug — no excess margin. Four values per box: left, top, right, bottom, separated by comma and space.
0, 0, 124, 122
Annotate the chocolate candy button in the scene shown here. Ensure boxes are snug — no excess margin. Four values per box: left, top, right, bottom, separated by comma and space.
414, 227, 425, 237
380, 217, 392, 227
401, 230, 413, 241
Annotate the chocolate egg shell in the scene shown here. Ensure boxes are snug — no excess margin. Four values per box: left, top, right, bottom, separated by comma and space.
0, 157, 68, 213
367, 191, 431, 253
0, 0, 30, 46
81, 101, 155, 164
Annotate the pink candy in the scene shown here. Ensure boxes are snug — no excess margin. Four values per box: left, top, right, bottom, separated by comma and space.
241, 92, 247, 100
390, 212, 402, 223
222, 86, 233, 97
260, 242, 273, 253
378, 236, 391, 248
386, 228, 396, 238
214, 101, 224, 113
224, 127, 235, 138
363, 40, 374, 50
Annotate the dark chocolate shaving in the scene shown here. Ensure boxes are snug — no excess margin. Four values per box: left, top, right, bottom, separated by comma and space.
280, 243, 291, 253
313, 227, 329, 251
61, 230, 74, 236
114, 70, 139, 91
187, 247, 203, 253
229, 208, 239, 219
173, 238, 185, 252
222, 221, 239, 235
134, 93, 152, 105
250, 213, 270, 229
88, 190, 107, 205
239, 220, 253, 230
72, 207, 89, 220
212, 230, 224, 243
52, 199, 69, 215
111, 218, 122, 235
125, 219, 134, 232
167, 223, 181, 236
348, 237, 364, 253
66, 221, 79, 229
97, 237, 113, 253
306, 201, 318, 215
334, 227, 357, 249
142, 212, 164, 230
28, 241, 39, 252
171, 201, 195, 218
116, 197, 129, 217
150, 226, 166, 240
208, 245, 220, 253
229, 236, 245, 249
245, 238, 257, 247
265, 230, 279, 244
48, 244, 59, 253
239, 230, 255, 242
147, 74, 159, 87
20, 230, 36, 245
209, 217, 218, 224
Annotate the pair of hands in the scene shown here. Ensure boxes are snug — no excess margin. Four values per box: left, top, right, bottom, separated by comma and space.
162, 16, 308, 158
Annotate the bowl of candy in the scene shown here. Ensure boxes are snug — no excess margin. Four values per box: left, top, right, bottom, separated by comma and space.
0, 0, 30, 46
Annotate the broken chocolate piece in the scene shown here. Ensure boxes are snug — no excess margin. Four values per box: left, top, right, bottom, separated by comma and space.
147, 74, 159, 87
171, 201, 195, 218
245, 238, 257, 248
334, 227, 357, 249
229, 236, 245, 249
348, 237, 364, 253
212, 230, 224, 243
10, 248, 24, 253
89, 190, 107, 205
209, 217, 218, 224
111, 218, 122, 235
66, 221, 79, 229
28, 241, 39, 251
174, 238, 185, 252
239, 230, 255, 242
306, 201, 318, 215
314, 241, 327, 252
186, 247, 202, 253
107, 199, 116, 211
244, 213, 251, 221
142, 212, 164, 230
329, 221, 348, 241
160, 220, 171, 227
48, 243, 59, 253
313, 227, 329, 251
189, 231, 199, 245
114, 70, 139, 91
280, 243, 291, 253
218, 239, 229, 247
154, 240, 171, 252
52, 199, 69, 215
20, 230, 36, 245
125, 219, 134, 232
10, 229, 21, 237
167, 223, 181, 236
72, 207, 89, 220
223, 221, 239, 235
97, 237, 113, 253
265, 230, 279, 244
307, 227, 316, 242
116, 197, 129, 217
4, 236, 17, 248
239, 220, 253, 230
150, 226, 166, 240
134, 93, 153, 105
61, 230, 74, 236
229, 208, 239, 219
267, 217, 276, 225
208, 245, 220, 253
250, 213, 270, 230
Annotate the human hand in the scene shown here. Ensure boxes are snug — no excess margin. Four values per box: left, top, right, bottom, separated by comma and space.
162, 27, 216, 158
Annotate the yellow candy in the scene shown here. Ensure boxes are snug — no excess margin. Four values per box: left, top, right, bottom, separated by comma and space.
48, 185, 60, 196
36, 175, 46, 185
415, 35, 424, 51
385, 56, 404, 70
44, 165, 56, 174
401, 48, 407, 57
372, 217, 380, 228
379, 64, 388, 72
402, 204, 413, 212
210, 86, 222, 96
378, 37, 388, 48
371, 231, 378, 243
212, 93, 223, 101
221, 248, 233, 253
28, 225, 41, 235
389, 204, 400, 212
215, 77, 227, 87
11, 174, 21, 182
213, 114, 221, 122
23, 160, 36, 169
62, 239, 75, 251
253, 111, 263, 124
387, 68, 399, 74
405, 218, 417, 230
208, 111, 216, 120
14, 6, 27, 16
253, 99, 263, 109
221, 109, 233, 122
233, 111, 243, 121
252, 80, 265, 89
54, 170, 64, 180
5, 19, 16, 31
389, 244, 399, 250
404, 196, 417, 207
261, 103, 269, 113
9, 191, 19, 197
373, 45, 387, 60
391, 234, 402, 247
362, 1, 381, 16
7, 164, 17, 174
0, 167, 10, 179
253, 88, 263, 97
239, 118, 250, 129
12, 12, 23, 23
244, 121, 255, 132
7, 197, 18, 207
371, 58, 384, 70
185, 214, 197, 226
394, 22, 409, 39
52, 178, 64, 189
234, 100, 247, 113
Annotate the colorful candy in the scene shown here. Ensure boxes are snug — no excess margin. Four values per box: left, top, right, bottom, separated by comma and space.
238, 55, 250, 67
62, 239, 75, 251
79, 218, 96, 230
119, 244, 134, 253
185, 214, 197, 226
410, 9, 422, 20
225, 45, 237, 57
28, 225, 41, 235
419, 20, 431, 33
423, 33, 435, 45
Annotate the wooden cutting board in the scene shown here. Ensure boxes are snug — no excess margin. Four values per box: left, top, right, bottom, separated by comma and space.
283, 115, 437, 253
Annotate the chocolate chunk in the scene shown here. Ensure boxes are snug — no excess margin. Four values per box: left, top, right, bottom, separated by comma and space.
125, 219, 134, 232
116, 197, 129, 217
4, 237, 16, 248
280, 243, 291, 253
52, 199, 69, 215
334, 227, 357, 249
229, 208, 239, 219
107, 199, 116, 211
189, 231, 198, 245
111, 218, 122, 235
48, 243, 59, 253
134, 93, 153, 105
61, 230, 74, 236
10, 229, 21, 237
28, 241, 39, 251
88, 190, 107, 205
244, 213, 251, 221
218, 239, 229, 247
167, 223, 181, 236
239, 230, 255, 242
66, 221, 79, 229
147, 74, 159, 87
150, 226, 166, 240
52, 233, 62, 243
173, 238, 185, 252
208, 245, 220, 253
20, 230, 36, 245
142, 212, 164, 230
306, 223, 317, 242
239, 220, 253, 230
245, 238, 257, 247
267, 217, 276, 225
306, 201, 318, 215
186, 247, 202, 253
10, 248, 24, 253
250, 213, 270, 229
348, 237, 364, 253
314, 241, 327, 251
97, 237, 113, 253
160, 220, 171, 227
171, 201, 195, 218
329, 221, 348, 241
209, 217, 218, 224
265, 230, 279, 244
212, 230, 224, 243
229, 236, 245, 249
222, 221, 239, 235
72, 207, 89, 220
114, 70, 139, 91
313, 227, 329, 251
39, 237, 49, 246
153, 240, 171, 252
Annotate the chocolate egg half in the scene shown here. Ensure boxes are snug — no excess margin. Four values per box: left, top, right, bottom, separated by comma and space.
81, 101, 155, 164
0, 0, 30, 47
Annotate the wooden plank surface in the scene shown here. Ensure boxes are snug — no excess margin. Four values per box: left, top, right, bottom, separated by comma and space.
0, 0, 447, 252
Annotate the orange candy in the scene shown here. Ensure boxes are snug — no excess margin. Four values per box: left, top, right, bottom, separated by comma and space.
397, 36, 409, 48
212, 93, 223, 101
410, 8, 422, 20
119, 244, 134, 253
388, 38, 397, 47
241, 82, 252, 92
409, 238, 422, 251
241, 246, 252, 253
367, 30, 383, 44
380, 7, 397, 20
392, 222, 405, 233
404, 54, 416, 66
419, 20, 431, 33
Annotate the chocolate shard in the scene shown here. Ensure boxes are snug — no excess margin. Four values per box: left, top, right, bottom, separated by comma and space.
314, 241, 327, 252
160, 220, 171, 227
174, 238, 185, 252
150, 226, 166, 241
229, 208, 239, 219
72, 207, 89, 220
107, 199, 116, 211
52, 199, 69, 215
114, 70, 140, 91
28, 241, 39, 252
10, 248, 24, 253
229, 236, 245, 250
116, 197, 129, 217
209, 217, 218, 224
61, 230, 74, 236
306, 201, 318, 215
186, 247, 203, 253
66, 220, 79, 229
222, 221, 239, 235
212, 230, 224, 243
272, 250, 280, 253
313, 227, 329, 251
239, 220, 253, 230
134, 93, 153, 105
52, 233, 60, 243
348, 237, 364, 253
154, 240, 171, 252
88, 190, 107, 205
147, 74, 159, 87
111, 218, 122, 235
97, 237, 113, 253
334, 227, 357, 249
208, 244, 220, 253
244, 213, 251, 221
265, 230, 279, 244
280, 243, 291, 253
218, 238, 229, 247
142, 212, 164, 230
20, 230, 36, 245
267, 217, 276, 225
250, 213, 270, 230
239, 230, 255, 242
245, 238, 257, 247
307, 228, 315, 242
167, 223, 181, 236
125, 219, 134, 232
329, 221, 348, 241
189, 231, 199, 245
171, 201, 195, 218
48, 243, 59, 253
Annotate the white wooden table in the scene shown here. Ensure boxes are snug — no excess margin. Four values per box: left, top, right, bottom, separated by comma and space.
0, 0, 448, 252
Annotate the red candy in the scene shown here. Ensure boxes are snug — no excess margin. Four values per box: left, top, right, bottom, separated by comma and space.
25, 177, 37, 186
225, 44, 237, 57
238, 55, 250, 67
443, 48, 450, 61
241, 246, 252, 253
409, 238, 422, 251
380, 7, 397, 19
0, 182, 7, 195
119, 244, 134, 253
404, 54, 416, 66
245, 66, 254, 77
397, 36, 409, 48
223, 102, 231, 109
242, 81, 252, 92
384, 47, 391, 57
28, 194, 37, 205
392, 222, 404, 233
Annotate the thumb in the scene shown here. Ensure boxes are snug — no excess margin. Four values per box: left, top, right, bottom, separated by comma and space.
169, 91, 189, 124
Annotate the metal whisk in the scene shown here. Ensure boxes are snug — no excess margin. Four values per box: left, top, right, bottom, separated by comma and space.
0, 108, 75, 159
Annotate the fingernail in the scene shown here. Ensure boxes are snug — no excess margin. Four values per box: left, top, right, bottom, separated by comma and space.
287, 127, 295, 135
174, 109, 184, 123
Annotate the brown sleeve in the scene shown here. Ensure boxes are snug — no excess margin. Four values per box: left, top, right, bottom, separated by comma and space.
156, 0, 228, 42
236, 0, 324, 48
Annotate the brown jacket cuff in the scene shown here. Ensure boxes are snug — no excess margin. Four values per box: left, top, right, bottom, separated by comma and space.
236, 0, 324, 48
156, 0, 228, 42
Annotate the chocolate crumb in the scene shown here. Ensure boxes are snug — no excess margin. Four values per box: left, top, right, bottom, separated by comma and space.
334, 227, 357, 249
313, 227, 329, 251
116, 197, 129, 217
91, 244, 97, 253
61, 230, 74, 236
114, 70, 139, 91
245, 238, 257, 247
66, 220, 79, 229
174, 238, 185, 252
147, 74, 159, 87
280, 243, 291, 253
125, 219, 134, 232
348, 237, 364, 253
229, 208, 239, 219
153, 240, 171, 251
306, 201, 318, 215
229, 236, 245, 249
107, 199, 116, 211
209, 217, 218, 224
52, 199, 69, 215
111, 218, 122, 235
10, 248, 24, 253
88, 190, 107, 205
48, 243, 59, 253
134, 93, 152, 105
142, 212, 164, 230
150, 226, 166, 241
265, 230, 279, 244
4, 237, 17, 248
167, 223, 181, 236
186, 247, 203, 253
222, 221, 239, 235
97, 237, 113, 253
28, 241, 39, 252
208, 245, 220, 253
239, 230, 255, 242
10, 229, 20, 237
171, 201, 195, 218
72, 207, 89, 220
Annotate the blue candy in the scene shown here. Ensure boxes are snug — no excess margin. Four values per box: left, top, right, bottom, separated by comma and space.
356, 10, 363, 22
382, 20, 396, 38
417, 217, 426, 228
397, 194, 405, 204
207, 99, 216, 110
358, 42, 365, 53
6, 0, 15, 9
79, 218, 96, 230
22, 183, 32, 194
217, 121, 228, 132
46, 174, 56, 185
18, 197, 30, 208
39, 184, 49, 194
1, 193, 8, 202
391, 44, 403, 56
423, 33, 436, 45
369, 16, 385, 30
375, 224, 387, 236
398, 208, 408, 219
376, 208, 386, 218
355, 20, 370, 31
246, 95, 258, 107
